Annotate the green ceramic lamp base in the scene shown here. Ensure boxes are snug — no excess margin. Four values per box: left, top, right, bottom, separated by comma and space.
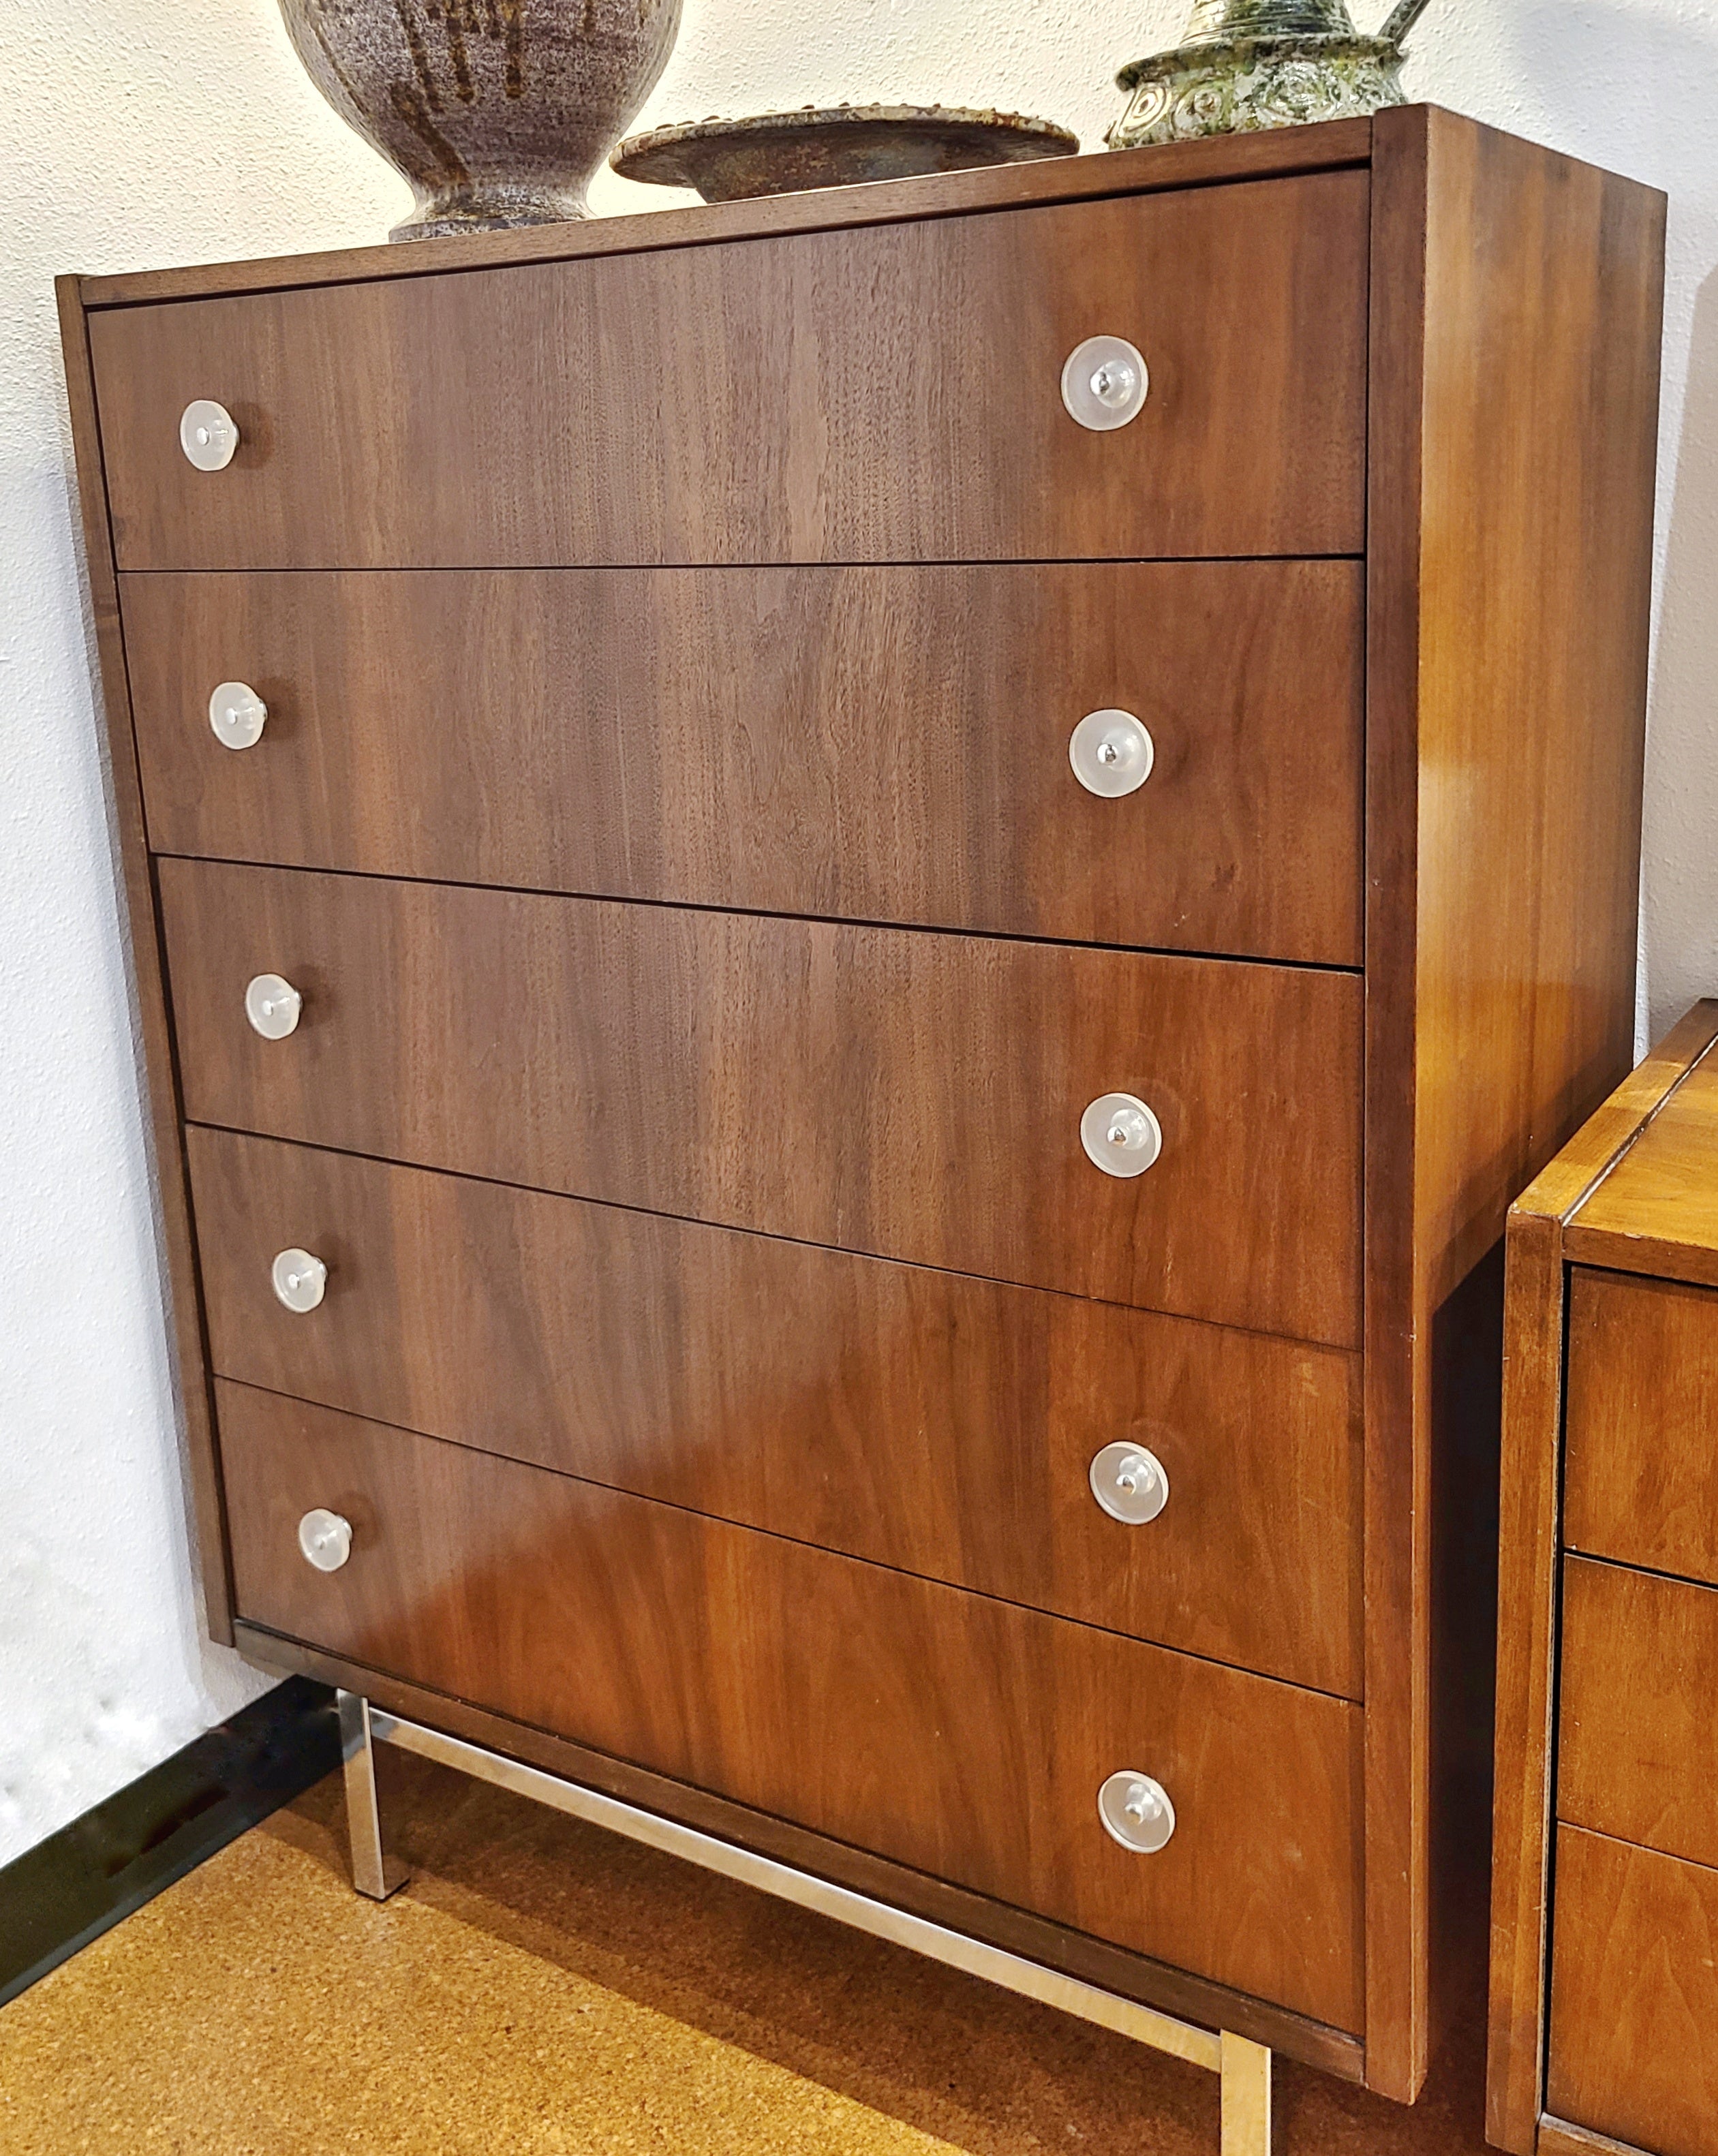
1107, 32, 1405, 149
1107, 0, 1430, 150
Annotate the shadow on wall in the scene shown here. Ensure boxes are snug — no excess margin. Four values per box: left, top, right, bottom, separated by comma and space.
1644, 262, 1718, 1037
1503, 1, 1718, 1038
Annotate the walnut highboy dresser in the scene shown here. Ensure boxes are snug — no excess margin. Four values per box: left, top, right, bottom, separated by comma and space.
1490, 1003, 1718, 2156
62, 105, 1662, 2120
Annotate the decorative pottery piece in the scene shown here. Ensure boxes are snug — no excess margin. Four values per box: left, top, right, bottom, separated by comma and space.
279, 0, 684, 241
1108, 0, 1432, 150
611, 105, 1079, 203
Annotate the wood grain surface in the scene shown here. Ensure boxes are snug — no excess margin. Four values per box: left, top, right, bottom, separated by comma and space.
121, 561, 1366, 966
232, 1616, 1366, 2081
1536, 2120, 1659, 2156
90, 172, 1369, 570
159, 859, 1365, 1344
219, 1380, 1366, 2030
78, 122, 1375, 309
1565, 1269, 1718, 1582
1512, 1004, 1718, 1231
1547, 1825, 1718, 2156
1566, 1055, 1718, 1284
1559, 1556, 1718, 1872
1487, 1007, 1718, 2155
63, 102, 1672, 2111
187, 1126, 1364, 1693
1364, 106, 1663, 2099
1486, 1209, 1569, 2154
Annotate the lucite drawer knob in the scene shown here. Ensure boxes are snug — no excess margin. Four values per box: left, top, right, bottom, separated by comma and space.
272, 1247, 328, 1313
1090, 1441, 1169, 1525
1080, 1093, 1163, 1177
1099, 1770, 1176, 1854
298, 1509, 352, 1573
1070, 709, 1154, 798
245, 973, 302, 1040
209, 681, 266, 751
1061, 336, 1149, 431
179, 399, 239, 471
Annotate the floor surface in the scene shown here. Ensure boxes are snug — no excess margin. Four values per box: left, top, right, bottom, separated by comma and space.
0, 1751, 1494, 2153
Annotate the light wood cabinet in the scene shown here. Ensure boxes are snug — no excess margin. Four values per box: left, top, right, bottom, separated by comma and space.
1491, 1006, 1718, 2155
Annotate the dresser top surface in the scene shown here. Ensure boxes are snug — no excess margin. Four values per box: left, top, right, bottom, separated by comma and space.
1574, 1047, 1718, 1252
1516, 998, 1718, 1280
67, 117, 1377, 311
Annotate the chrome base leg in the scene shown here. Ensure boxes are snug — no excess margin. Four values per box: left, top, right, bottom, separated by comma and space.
338, 1690, 410, 1900
1219, 2033, 1272, 2155
343, 1694, 1266, 2149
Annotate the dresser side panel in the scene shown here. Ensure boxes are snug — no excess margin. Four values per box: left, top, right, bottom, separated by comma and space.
1486, 1207, 1569, 2153
1364, 103, 1432, 2101
1409, 110, 1661, 1306
1364, 104, 1664, 2099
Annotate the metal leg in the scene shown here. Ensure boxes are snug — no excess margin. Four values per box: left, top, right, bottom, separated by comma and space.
356, 1698, 1265, 2151
1219, 2033, 1272, 2156
338, 1690, 410, 1900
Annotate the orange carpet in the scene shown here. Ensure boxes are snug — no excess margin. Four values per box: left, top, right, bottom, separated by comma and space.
0, 1749, 1492, 2153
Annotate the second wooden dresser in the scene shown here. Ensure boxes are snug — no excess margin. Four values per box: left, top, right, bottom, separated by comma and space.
1491, 1005, 1718, 2156
61, 106, 1663, 2104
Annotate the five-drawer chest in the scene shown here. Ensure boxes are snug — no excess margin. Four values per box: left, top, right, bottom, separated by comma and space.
1491, 1004, 1718, 2156
61, 105, 1663, 2109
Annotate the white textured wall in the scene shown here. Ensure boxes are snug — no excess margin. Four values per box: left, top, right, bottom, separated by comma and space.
1, 0, 1714, 1862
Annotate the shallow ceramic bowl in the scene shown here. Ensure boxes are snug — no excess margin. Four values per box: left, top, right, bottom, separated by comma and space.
611, 104, 1079, 202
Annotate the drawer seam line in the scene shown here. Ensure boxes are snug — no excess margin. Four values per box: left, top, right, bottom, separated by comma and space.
150, 853, 1366, 976
182, 1118, 1365, 1356
212, 1372, 1364, 1705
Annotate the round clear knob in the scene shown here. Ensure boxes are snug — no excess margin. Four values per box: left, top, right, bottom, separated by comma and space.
1080, 1093, 1163, 1178
179, 399, 239, 471
209, 681, 266, 750
298, 1509, 352, 1573
1070, 709, 1155, 799
271, 1247, 327, 1314
1089, 1441, 1169, 1525
1061, 336, 1150, 431
245, 973, 302, 1040
1099, 1770, 1176, 1853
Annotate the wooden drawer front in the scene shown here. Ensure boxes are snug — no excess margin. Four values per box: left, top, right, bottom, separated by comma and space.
188, 1126, 1363, 1693
121, 560, 1366, 968
1559, 1557, 1718, 1868
1566, 1267, 1718, 1582
1548, 1826, 1718, 2156
220, 1381, 1364, 2027
90, 174, 1368, 571
160, 861, 1364, 1345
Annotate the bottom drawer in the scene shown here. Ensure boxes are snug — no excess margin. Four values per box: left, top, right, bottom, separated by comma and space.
1548, 1825, 1718, 2156
220, 1380, 1363, 2031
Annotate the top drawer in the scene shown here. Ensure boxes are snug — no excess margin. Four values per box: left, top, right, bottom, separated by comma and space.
1565, 1267, 1718, 1581
88, 172, 1369, 571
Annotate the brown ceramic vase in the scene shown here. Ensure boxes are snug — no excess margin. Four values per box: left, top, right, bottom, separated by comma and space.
279, 0, 683, 241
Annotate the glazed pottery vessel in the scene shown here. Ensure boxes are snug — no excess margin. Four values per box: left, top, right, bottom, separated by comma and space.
280, 0, 684, 241
613, 106, 1079, 204
1109, 0, 1432, 149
